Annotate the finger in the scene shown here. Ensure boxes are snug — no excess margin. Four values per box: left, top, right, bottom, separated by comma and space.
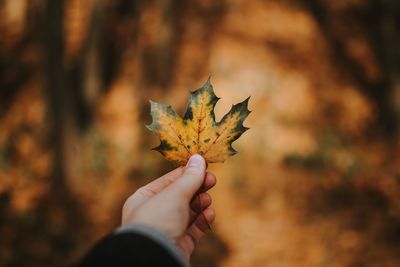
199, 172, 217, 192
187, 208, 216, 242
190, 192, 212, 213
189, 193, 212, 223
122, 167, 184, 216
167, 154, 206, 200
138, 166, 184, 196
177, 208, 216, 259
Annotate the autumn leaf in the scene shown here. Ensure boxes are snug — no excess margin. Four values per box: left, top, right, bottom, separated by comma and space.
147, 78, 251, 164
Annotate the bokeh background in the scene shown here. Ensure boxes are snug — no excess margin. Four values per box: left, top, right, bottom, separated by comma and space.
1, 0, 400, 266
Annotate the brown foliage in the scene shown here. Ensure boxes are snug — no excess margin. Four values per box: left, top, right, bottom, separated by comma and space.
0, 0, 399, 267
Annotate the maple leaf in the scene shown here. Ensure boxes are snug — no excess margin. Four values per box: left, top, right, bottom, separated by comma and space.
147, 78, 250, 164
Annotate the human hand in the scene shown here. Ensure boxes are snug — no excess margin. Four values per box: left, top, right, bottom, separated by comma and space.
122, 154, 216, 260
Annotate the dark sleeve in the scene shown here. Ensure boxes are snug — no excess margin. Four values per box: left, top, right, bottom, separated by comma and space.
77, 224, 188, 267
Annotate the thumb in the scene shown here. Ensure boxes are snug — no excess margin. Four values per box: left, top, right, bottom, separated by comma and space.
169, 154, 206, 200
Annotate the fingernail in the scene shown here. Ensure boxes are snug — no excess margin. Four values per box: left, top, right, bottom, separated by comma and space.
187, 154, 203, 167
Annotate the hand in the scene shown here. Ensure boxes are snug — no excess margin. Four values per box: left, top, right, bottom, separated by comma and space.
122, 154, 216, 260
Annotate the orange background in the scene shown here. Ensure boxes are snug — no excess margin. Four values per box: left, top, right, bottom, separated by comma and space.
1, 0, 400, 266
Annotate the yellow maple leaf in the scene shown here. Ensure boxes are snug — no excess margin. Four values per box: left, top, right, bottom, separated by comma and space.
147, 78, 250, 164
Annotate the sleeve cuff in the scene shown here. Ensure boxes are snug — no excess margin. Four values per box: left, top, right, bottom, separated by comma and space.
114, 224, 189, 267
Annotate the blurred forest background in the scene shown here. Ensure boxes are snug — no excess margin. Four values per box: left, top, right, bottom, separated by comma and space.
1, 0, 400, 266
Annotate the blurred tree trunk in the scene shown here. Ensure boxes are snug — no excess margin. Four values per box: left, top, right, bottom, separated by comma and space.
42, 0, 70, 189
379, 0, 400, 130
41, 0, 89, 262
67, 0, 106, 131
43, 0, 105, 183
134, 0, 181, 110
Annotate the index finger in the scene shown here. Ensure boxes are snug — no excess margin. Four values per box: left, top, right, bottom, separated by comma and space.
140, 166, 185, 195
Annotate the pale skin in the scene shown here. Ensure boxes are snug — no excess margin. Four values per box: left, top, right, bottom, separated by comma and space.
121, 154, 216, 261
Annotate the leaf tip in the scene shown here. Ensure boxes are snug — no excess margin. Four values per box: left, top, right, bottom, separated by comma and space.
149, 99, 160, 111
241, 96, 252, 115
242, 96, 250, 107
202, 75, 214, 90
